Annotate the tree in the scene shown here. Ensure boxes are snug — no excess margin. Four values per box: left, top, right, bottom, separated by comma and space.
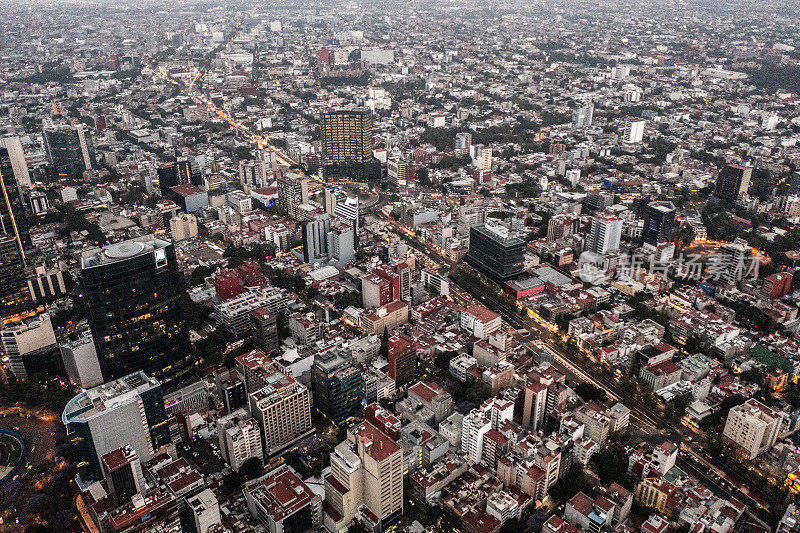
573, 383, 606, 404
191, 264, 219, 286
549, 466, 595, 502
591, 445, 635, 489
500, 518, 525, 533
467, 380, 492, 404
240, 457, 264, 480
435, 350, 458, 373
334, 290, 362, 309
184, 296, 212, 331
416, 167, 431, 186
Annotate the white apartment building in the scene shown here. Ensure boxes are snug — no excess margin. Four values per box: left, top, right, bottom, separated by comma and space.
623, 119, 645, 144
218, 410, 263, 470
587, 213, 623, 255
722, 398, 781, 458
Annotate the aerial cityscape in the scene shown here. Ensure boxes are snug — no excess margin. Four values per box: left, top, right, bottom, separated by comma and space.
1, 0, 800, 532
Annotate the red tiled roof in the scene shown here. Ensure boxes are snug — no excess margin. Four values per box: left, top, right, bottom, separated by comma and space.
358, 421, 401, 462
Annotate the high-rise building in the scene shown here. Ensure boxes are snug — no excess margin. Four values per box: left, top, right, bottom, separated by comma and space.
101, 445, 146, 505
587, 213, 623, 255
313, 350, 363, 424
714, 164, 752, 203
302, 214, 355, 267
387, 158, 409, 189
320, 107, 374, 180
217, 410, 263, 470
59, 331, 103, 389
0, 235, 29, 320
43, 123, 95, 179
722, 398, 780, 459
324, 187, 338, 215
622, 119, 645, 144
302, 213, 331, 264
323, 420, 404, 530
522, 381, 548, 431
762, 272, 793, 300
157, 157, 203, 195
461, 408, 492, 462
188, 489, 222, 533
641, 201, 676, 248
63, 372, 171, 485
169, 213, 198, 241
0, 137, 31, 188
572, 104, 594, 129
81, 236, 193, 389
247, 365, 312, 456
387, 334, 418, 389
458, 204, 487, 234
355, 421, 403, 526
327, 218, 355, 267
276, 173, 308, 220
244, 465, 322, 533
334, 195, 360, 239
716, 239, 750, 285
1, 312, 58, 379
467, 223, 526, 282
239, 159, 268, 189
250, 307, 279, 355
454, 132, 472, 153
546, 214, 580, 243
324, 440, 364, 530
0, 146, 30, 258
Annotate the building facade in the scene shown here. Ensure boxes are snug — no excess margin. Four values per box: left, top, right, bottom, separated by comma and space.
81, 236, 193, 389
62, 372, 171, 485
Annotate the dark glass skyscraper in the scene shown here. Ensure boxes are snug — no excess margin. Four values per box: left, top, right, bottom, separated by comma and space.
312, 350, 363, 424
43, 124, 95, 180
0, 236, 29, 319
157, 157, 203, 195
0, 146, 29, 257
714, 164, 752, 204
641, 201, 676, 248
63, 371, 171, 485
320, 107, 376, 180
467, 223, 526, 282
80, 236, 193, 389
0, 147, 31, 319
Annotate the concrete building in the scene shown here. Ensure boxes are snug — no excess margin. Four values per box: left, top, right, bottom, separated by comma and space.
407, 381, 453, 424
467, 223, 526, 282
714, 164, 752, 203
0, 136, 31, 187
461, 409, 492, 463
62, 372, 170, 485
523, 381, 548, 431
249, 369, 313, 456
460, 304, 502, 340
722, 398, 781, 459
277, 173, 309, 220
245, 465, 322, 533
169, 213, 198, 241
59, 331, 103, 388
622, 119, 645, 144
218, 409, 263, 470
101, 445, 146, 504
187, 489, 222, 533
250, 307, 279, 355
1, 313, 58, 379
587, 213, 622, 255
323, 421, 403, 531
